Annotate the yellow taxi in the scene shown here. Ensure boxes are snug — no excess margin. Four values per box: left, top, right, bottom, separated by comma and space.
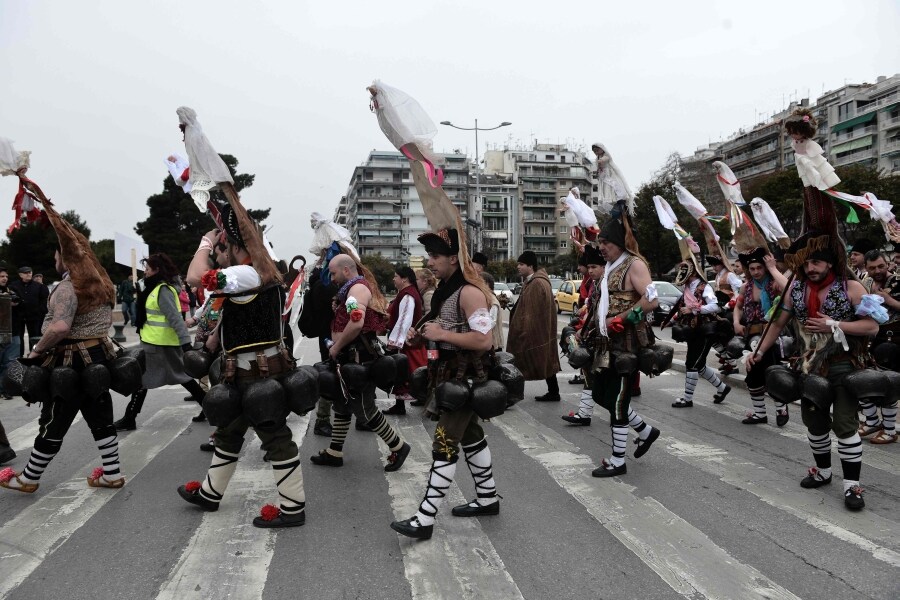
555, 279, 583, 314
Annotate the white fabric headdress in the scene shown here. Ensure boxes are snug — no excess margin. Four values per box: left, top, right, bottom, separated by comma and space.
592, 142, 634, 215
176, 107, 234, 207
310, 211, 360, 261
0, 137, 31, 176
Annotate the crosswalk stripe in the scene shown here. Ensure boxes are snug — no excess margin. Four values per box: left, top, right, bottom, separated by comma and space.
657, 387, 900, 474
384, 415, 524, 600
6, 415, 78, 452
155, 414, 311, 600
493, 408, 802, 600
0, 405, 196, 600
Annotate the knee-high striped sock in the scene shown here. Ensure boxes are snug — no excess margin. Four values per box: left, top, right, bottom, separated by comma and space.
271, 455, 305, 516
882, 402, 897, 435
368, 411, 403, 452
576, 389, 595, 418
94, 434, 121, 480
859, 401, 881, 427
610, 425, 629, 467
837, 433, 862, 490
700, 366, 727, 392
807, 431, 832, 476
414, 458, 458, 527
21, 438, 62, 483
684, 371, 699, 401
748, 386, 767, 418
627, 407, 650, 440
328, 414, 352, 457
199, 447, 239, 505
461, 437, 498, 507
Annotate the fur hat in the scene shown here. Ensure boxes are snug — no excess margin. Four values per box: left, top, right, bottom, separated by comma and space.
471, 252, 488, 267
418, 228, 460, 256
738, 247, 767, 269
583, 244, 605, 266
517, 251, 538, 269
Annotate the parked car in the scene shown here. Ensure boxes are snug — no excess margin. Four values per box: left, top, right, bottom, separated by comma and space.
648, 280, 683, 325
555, 279, 583, 314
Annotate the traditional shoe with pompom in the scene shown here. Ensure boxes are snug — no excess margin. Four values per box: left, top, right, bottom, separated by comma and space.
87, 467, 125, 489
0, 467, 39, 494
177, 480, 219, 512
252, 503, 305, 528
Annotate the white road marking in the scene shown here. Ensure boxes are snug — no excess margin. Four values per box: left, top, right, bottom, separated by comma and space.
155, 414, 311, 600
384, 416, 524, 600
6, 415, 79, 452
0, 405, 196, 599
494, 408, 801, 600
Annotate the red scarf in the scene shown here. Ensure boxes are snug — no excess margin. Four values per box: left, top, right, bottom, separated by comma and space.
805, 271, 836, 318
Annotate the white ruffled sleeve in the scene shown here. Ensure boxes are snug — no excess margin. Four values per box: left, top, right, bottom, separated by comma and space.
467, 307, 495, 334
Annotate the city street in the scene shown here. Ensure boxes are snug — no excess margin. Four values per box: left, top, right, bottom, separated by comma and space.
0, 329, 897, 600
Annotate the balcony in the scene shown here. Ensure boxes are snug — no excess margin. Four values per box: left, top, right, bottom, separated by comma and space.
881, 140, 900, 155
834, 147, 878, 166
882, 115, 900, 131
833, 125, 878, 144
856, 93, 899, 117
355, 192, 403, 201
735, 159, 778, 179
359, 237, 402, 246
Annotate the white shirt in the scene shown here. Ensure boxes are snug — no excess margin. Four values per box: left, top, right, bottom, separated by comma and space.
388, 295, 415, 347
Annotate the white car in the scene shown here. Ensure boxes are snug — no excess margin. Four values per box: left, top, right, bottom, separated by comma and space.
493, 282, 518, 308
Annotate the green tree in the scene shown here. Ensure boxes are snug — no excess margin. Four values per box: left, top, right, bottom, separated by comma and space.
360, 253, 396, 293
486, 259, 518, 283
134, 154, 270, 273
0, 210, 91, 281
90, 238, 130, 283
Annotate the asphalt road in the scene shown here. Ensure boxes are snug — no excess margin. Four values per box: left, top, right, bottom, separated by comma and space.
0, 331, 898, 600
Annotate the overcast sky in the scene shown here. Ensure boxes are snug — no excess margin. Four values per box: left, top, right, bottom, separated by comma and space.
2, 1, 898, 261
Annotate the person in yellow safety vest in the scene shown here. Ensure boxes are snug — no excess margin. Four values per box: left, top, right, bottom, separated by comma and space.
114, 253, 207, 431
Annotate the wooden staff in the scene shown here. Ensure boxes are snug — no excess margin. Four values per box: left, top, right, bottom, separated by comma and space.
219, 182, 282, 286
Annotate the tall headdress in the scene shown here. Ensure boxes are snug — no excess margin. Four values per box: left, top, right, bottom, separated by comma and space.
712, 161, 770, 257
177, 107, 281, 286
749, 198, 790, 249
368, 80, 491, 301
0, 138, 115, 313
653, 195, 703, 285
592, 142, 634, 216
673, 181, 730, 270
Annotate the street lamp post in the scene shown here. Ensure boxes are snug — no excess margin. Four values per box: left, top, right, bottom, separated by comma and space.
440, 119, 511, 255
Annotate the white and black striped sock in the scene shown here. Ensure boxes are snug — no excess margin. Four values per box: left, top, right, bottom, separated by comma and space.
859, 401, 880, 428
837, 433, 862, 487
748, 386, 767, 418
684, 371, 699, 401
200, 447, 240, 504
700, 366, 727, 392
414, 459, 457, 527
95, 435, 121, 479
610, 425, 628, 467
807, 431, 832, 475
21, 446, 58, 484
369, 411, 403, 452
328, 414, 352, 456
627, 407, 650, 440
271, 455, 305, 516
882, 402, 897, 435
576, 389, 594, 418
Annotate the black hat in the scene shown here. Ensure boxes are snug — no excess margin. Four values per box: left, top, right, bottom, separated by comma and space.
785, 231, 835, 270
599, 217, 626, 249
706, 255, 725, 267
472, 252, 488, 267
583, 244, 605, 266
850, 239, 876, 256
577, 252, 588, 267
17, 266, 32, 274
738, 247, 767, 269
517, 251, 538, 269
418, 228, 460, 256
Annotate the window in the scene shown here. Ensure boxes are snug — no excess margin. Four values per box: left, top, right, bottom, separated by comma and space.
364, 171, 373, 180
545, 154, 555, 160
560, 156, 566, 163
559, 241, 568, 249
560, 225, 568, 233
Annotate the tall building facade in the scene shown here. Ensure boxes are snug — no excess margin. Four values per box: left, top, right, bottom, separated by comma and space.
343, 150, 469, 262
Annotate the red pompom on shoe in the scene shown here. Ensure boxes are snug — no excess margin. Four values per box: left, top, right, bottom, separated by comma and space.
349, 308, 364, 322
91, 467, 104, 480
259, 504, 280, 522
0, 467, 15, 483
184, 480, 202, 493
568, 411, 576, 417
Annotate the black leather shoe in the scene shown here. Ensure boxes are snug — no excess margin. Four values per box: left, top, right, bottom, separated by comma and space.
671, 398, 693, 408
253, 510, 306, 528
634, 427, 660, 459
114, 416, 137, 431
844, 486, 865, 511
0, 445, 16, 465
451, 501, 500, 517
713, 385, 731, 404
355, 420, 374, 432
776, 408, 789, 427
191, 411, 207, 423
592, 461, 627, 478
391, 517, 433, 540
385, 442, 411, 472
313, 420, 333, 437
561, 414, 591, 426
310, 450, 343, 467
382, 402, 407, 416
742, 415, 768, 425
800, 467, 832, 489
568, 375, 584, 385
410, 399, 426, 407
177, 485, 219, 512
535, 392, 561, 402
183, 395, 196, 402
199, 439, 215, 452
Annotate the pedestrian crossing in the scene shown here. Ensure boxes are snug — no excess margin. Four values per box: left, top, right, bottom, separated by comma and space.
0, 374, 898, 600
